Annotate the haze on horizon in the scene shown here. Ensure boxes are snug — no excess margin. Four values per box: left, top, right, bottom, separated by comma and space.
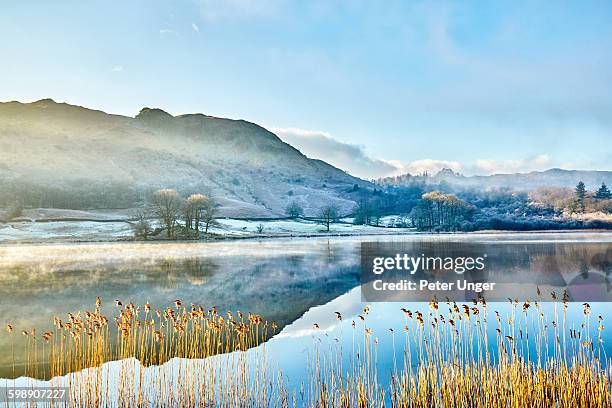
1, 1, 611, 179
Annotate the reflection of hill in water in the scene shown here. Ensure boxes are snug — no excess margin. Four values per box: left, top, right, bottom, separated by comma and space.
1, 235, 610, 378
0, 240, 360, 378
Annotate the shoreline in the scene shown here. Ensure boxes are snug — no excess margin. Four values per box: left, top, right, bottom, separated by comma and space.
1, 226, 610, 246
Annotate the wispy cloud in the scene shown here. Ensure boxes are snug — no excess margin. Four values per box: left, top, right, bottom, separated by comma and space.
472, 154, 553, 175
271, 127, 396, 179
191, 23, 200, 33
386, 155, 554, 178
273, 127, 557, 179
110, 65, 123, 72
159, 28, 176, 36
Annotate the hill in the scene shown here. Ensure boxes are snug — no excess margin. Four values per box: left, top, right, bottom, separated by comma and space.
0, 99, 368, 217
379, 168, 612, 191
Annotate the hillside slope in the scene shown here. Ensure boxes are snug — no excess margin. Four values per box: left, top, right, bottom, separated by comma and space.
0, 99, 368, 217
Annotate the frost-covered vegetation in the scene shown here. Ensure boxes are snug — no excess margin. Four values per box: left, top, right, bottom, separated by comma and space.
362, 179, 612, 232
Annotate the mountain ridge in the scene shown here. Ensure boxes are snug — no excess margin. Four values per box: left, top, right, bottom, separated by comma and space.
0, 99, 367, 217
379, 167, 612, 191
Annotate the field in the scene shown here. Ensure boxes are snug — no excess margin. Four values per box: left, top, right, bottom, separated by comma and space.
0, 212, 411, 243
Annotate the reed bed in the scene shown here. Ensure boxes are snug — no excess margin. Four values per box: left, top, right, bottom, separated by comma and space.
2, 291, 612, 407
310, 292, 612, 408
3, 298, 285, 407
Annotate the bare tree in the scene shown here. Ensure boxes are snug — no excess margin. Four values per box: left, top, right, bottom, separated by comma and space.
199, 197, 219, 235
319, 205, 338, 232
191, 194, 209, 238
184, 194, 207, 236
151, 189, 181, 238
131, 206, 153, 240
182, 200, 194, 230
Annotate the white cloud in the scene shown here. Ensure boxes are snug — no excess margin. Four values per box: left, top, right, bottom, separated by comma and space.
387, 155, 555, 178
191, 23, 200, 33
472, 154, 553, 175
159, 28, 176, 36
271, 127, 397, 179
271, 127, 558, 179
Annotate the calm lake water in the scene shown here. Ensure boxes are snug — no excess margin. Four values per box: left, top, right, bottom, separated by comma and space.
1, 232, 611, 398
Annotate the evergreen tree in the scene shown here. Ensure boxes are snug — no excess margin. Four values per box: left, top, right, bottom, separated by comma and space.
575, 181, 586, 212
594, 182, 611, 200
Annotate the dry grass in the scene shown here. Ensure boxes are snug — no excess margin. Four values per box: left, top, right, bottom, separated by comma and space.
5, 298, 285, 407
3, 292, 611, 407
309, 293, 611, 407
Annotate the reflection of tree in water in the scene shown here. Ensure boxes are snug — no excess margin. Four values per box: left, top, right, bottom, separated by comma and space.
156, 257, 219, 289
286, 254, 305, 276
1, 239, 609, 378
509, 243, 610, 285
0, 247, 360, 379
592, 247, 612, 276
322, 239, 344, 266
580, 258, 589, 280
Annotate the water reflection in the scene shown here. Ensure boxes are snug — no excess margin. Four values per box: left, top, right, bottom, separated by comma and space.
0, 233, 610, 379
0, 239, 361, 378
361, 240, 612, 301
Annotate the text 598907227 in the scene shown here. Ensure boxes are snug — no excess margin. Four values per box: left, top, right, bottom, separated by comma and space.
0, 387, 69, 403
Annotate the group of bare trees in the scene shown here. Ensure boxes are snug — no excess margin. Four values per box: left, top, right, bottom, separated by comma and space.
182, 193, 217, 237
410, 191, 471, 231
132, 189, 217, 240
352, 197, 383, 226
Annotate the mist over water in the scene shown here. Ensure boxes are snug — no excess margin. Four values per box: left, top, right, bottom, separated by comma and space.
0, 232, 610, 383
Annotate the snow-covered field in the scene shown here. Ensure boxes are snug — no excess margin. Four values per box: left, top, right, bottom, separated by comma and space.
0, 221, 134, 242
212, 218, 412, 236
0, 217, 414, 243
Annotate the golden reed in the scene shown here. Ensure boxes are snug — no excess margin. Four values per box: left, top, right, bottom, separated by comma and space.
2, 290, 611, 407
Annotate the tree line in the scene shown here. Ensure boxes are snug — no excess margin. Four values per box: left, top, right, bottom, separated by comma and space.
0, 179, 145, 209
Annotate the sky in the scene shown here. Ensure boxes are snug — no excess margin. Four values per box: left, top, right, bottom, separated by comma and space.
1, 0, 611, 179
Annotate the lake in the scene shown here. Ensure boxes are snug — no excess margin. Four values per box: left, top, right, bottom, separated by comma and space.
1, 232, 611, 405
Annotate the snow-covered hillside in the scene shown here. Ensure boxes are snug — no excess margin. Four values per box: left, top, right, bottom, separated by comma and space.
0, 99, 369, 217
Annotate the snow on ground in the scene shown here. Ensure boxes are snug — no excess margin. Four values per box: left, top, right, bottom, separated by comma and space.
212, 218, 413, 236
0, 221, 133, 242
0, 217, 414, 242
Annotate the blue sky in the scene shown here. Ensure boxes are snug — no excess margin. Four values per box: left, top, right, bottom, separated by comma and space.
1, 0, 611, 178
